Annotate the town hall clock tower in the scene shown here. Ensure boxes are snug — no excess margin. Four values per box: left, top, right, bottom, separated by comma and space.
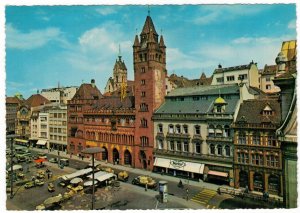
133, 14, 167, 170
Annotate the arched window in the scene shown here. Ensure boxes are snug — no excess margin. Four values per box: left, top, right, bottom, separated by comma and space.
217, 144, 222, 155
195, 142, 201, 154
169, 124, 174, 134
175, 124, 181, 134
210, 144, 215, 155
157, 139, 163, 150
225, 145, 230, 156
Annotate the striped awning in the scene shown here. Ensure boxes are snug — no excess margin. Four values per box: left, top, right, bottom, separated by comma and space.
208, 170, 228, 177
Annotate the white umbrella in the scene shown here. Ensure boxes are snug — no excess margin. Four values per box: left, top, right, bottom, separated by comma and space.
7, 165, 22, 172
70, 177, 83, 184
83, 180, 98, 187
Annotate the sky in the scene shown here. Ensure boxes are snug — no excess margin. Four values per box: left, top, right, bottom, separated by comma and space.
4, 4, 297, 99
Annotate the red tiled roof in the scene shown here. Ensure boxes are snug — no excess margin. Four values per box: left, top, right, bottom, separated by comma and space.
236, 99, 281, 125
72, 83, 103, 100
6, 96, 21, 104
26, 94, 51, 107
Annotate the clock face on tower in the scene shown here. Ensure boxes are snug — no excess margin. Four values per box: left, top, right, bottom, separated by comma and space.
20, 108, 27, 115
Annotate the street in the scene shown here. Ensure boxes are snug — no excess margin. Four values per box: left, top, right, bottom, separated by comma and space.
6, 147, 279, 210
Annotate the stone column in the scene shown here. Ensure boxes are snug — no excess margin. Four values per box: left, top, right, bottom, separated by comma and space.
189, 141, 193, 154
264, 172, 269, 192
249, 170, 254, 191
234, 168, 240, 188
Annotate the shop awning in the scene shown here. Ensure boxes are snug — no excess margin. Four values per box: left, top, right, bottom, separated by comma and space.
15, 139, 28, 143
37, 140, 47, 145
154, 157, 205, 174
184, 162, 205, 174
154, 158, 171, 168
208, 170, 228, 177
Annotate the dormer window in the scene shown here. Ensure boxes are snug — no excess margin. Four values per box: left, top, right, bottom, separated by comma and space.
262, 105, 273, 116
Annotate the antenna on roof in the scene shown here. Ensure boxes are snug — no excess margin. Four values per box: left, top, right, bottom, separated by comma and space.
118, 44, 122, 60
148, 5, 150, 16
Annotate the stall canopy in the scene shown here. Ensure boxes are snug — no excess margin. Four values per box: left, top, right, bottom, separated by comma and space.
36, 140, 47, 145
83, 180, 99, 187
70, 177, 83, 184
154, 157, 205, 174
60, 168, 92, 181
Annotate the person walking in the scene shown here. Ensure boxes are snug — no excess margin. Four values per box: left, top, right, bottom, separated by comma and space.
145, 183, 148, 191
186, 188, 189, 201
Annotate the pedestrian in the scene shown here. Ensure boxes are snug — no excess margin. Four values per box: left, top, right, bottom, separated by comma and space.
161, 169, 164, 176
186, 188, 189, 201
82, 155, 84, 160
145, 183, 148, 191
47, 173, 50, 179
58, 151, 60, 156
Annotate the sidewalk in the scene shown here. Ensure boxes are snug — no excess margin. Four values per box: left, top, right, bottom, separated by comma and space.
31, 147, 220, 190
30, 147, 283, 202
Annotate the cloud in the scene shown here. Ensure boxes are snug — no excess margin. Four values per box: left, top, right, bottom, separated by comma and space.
6, 24, 61, 50
95, 7, 117, 16
288, 19, 296, 29
194, 5, 268, 25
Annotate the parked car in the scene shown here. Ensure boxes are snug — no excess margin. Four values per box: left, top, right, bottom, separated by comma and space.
117, 171, 129, 182
36, 170, 46, 179
101, 167, 114, 174
132, 176, 157, 189
48, 183, 55, 192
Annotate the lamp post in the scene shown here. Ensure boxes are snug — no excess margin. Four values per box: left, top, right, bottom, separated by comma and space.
6, 134, 19, 199
81, 147, 104, 210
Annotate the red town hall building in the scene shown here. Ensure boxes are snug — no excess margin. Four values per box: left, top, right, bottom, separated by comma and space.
67, 15, 167, 170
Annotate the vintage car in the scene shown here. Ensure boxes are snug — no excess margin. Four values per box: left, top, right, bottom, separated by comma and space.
132, 176, 157, 189
117, 171, 129, 182
67, 185, 84, 193
17, 172, 25, 179
48, 183, 55, 192
37, 170, 46, 179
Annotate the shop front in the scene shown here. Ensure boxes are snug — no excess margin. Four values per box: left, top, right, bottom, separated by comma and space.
153, 157, 205, 180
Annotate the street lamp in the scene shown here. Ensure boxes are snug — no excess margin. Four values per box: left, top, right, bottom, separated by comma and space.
81, 147, 104, 210
6, 134, 19, 199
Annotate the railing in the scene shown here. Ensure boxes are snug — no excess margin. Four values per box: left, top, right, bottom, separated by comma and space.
166, 133, 190, 139
206, 136, 233, 142
154, 148, 233, 163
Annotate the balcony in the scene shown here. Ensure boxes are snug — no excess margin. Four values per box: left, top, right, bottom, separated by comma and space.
232, 123, 277, 130
154, 148, 233, 163
166, 133, 190, 139
206, 135, 233, 143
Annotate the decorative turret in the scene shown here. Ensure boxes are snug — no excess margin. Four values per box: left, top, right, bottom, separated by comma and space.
133, 35, 140, 47
159, 35, 166, 48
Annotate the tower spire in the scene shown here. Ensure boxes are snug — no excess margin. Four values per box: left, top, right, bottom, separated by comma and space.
148, 5, 150, 16
118, 44, 121, 61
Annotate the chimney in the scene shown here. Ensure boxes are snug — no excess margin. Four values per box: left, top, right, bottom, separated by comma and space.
91, 79, 95, 88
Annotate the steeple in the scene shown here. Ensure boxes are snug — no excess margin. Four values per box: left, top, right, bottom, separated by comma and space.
141, 16, 158, 36
159, 35, 166, 47
133, 35, 140, 47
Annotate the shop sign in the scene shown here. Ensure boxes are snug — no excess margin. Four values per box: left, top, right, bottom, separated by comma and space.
170, 160, 186, 168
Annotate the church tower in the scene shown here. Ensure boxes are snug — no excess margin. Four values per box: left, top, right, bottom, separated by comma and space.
113, 47, 127, 90
133, 14, 167, 170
